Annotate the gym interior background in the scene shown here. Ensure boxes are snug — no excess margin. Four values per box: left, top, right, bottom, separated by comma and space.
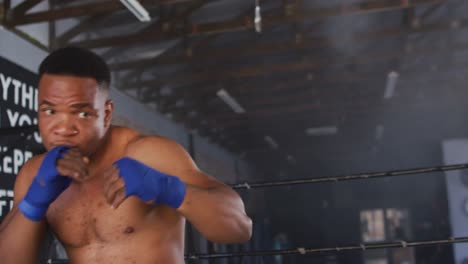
1, 0, 468, 263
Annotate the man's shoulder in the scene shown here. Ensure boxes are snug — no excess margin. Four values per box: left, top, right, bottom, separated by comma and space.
14, 153, 45, 186
111, 125, 140, 138
110, 125, 176, 143
110, 125, 143, 146
21, 153, 45, 175
110, 126, 181, 155
124, 134, 188, 165
127, 134, 178, 150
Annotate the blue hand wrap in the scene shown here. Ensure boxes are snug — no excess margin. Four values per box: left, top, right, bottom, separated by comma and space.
18, 146, 71, 221
115, 157, 186, 209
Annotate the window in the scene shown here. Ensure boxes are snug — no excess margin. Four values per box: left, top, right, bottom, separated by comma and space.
361, 209, 385, 242
361, 208, 413, 264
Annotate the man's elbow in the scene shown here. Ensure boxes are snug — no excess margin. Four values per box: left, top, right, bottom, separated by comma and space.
238, 215, 253, 242
227, 214, 253, 243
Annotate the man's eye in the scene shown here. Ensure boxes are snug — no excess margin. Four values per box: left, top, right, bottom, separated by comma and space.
43, 109, 55, 115
78, 112, 90, 118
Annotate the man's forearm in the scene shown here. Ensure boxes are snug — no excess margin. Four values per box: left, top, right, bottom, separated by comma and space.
0, 207, 46, 263
178, 185, 252, 243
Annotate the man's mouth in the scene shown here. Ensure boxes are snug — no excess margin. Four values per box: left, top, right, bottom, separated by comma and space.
50, 142, 78, 149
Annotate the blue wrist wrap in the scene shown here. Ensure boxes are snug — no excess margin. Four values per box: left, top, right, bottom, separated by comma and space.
115, 157, 186, 209
18, 146, 71, 221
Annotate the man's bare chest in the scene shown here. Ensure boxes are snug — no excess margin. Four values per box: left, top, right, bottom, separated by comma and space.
46, 179, 155, 248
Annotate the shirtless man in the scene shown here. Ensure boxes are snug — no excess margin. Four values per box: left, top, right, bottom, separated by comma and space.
0, 47, 252, 263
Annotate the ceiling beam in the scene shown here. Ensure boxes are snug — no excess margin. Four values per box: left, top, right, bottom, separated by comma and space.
420, 1, 445, 20
9, 0, 41, 16
56, 14, 109, 46
0, 0, 10, 23
71, 0, 445, 49
109, 6, 258, 76
117, 17, 467, 96
112, 2, 260, 90
1, 0, 42, 27
103, 0, 207, 62
111, 14, 465, 74
124, 35, 466, 93
8, 0, 200, 26
109, 0, 211, 92
9, 1, 125, 26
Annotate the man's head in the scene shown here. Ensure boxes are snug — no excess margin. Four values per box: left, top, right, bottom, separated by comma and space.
39, 46, 111, 92
37, 47, 113, 156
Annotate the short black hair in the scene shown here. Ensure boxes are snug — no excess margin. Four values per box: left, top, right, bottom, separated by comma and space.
39, 46, 111, 91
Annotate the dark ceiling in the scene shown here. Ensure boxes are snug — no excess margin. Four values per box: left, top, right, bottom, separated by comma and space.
2, 0, 468, 181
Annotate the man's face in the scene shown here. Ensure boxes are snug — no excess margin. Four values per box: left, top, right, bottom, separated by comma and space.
37, 74, 113, 156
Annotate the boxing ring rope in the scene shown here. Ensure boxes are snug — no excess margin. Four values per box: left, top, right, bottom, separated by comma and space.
43, 236, 468, 263
231, 162, 468, 189
184, 236, 468, 260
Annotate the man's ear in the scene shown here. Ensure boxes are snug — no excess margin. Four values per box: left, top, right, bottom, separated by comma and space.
104, 99, 114, 128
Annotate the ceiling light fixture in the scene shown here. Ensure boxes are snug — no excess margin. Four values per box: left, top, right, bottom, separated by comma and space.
254, 0, 262, 33
216, 89, 246, 114
286, 154, 296, 164
305, 126, 338, 136
120, 0, 151, 22
384, 71, 399, 99
264, 135, 279, 149
375, 125, 384, 140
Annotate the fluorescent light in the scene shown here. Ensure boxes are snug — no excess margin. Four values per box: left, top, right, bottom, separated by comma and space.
286, 154, 296, 164
264, 135, 279, 149
384, 71, 399, 99
451, 20, 461, 29
175, 99, 185, 108
216, 89, 246, 114
305, 126, 338, 136
135, 49, 165, 59
254, 1, 262, 33
375, 125, 384, 140
120, 0, 151, 22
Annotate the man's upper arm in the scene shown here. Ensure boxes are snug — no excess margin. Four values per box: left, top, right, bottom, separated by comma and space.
12, 156, 42, 206
0, 155, 42, 230
125, 136, 222, 188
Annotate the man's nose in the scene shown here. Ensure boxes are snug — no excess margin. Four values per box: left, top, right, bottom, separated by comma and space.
53, 117, 78, 136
